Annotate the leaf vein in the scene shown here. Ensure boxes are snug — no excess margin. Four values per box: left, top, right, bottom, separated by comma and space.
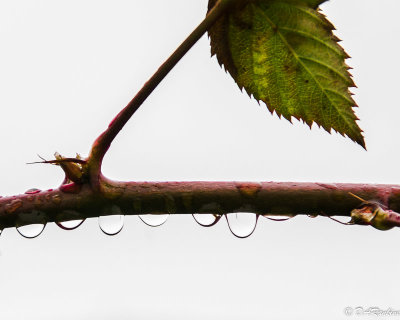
298, 55, 352, 85
259, 8, 356, 134
279, 26, 345, 58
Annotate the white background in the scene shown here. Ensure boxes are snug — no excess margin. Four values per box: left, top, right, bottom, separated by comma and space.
0, 0, 399, 319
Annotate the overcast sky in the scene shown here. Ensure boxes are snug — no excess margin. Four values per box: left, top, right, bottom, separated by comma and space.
0, 1, 399, 319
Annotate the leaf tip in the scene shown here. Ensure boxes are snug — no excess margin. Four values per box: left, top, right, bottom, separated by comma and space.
357, 136, 367, 150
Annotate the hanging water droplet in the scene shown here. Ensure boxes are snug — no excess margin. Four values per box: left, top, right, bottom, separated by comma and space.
99, 215, 124, 236
55, 210, 83, 229
193, 214, 221, 227
262, 215, 293, 221
139, 214, 169, 227
16, 223, 46, 239
327, 215, 353, 225
56, 219, 85, 230
226, 212, 258, 238
98, 205, 124, 236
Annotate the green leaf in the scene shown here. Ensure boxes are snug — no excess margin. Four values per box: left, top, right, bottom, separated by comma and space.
208, 0, 365, 148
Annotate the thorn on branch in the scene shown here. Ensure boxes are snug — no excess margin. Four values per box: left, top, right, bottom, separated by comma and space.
27, 154, 87, 165
322, 192, 400, 231
28, 153, 87, 184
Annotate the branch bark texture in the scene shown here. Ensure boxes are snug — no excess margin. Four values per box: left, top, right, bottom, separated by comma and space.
1, 181, 400, 230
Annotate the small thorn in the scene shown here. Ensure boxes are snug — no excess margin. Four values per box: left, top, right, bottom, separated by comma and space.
348, 192, 366, 202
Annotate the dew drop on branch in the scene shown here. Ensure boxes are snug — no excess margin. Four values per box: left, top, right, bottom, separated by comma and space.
99, 206, 124, 236
138, 214, 169, 227
25, 188, 41, 195
262, 215, 293, 221
16, 223, 46, 239
193, 214, 221, 227
56, 219, 85, 230
327, 215, 353, 225
225, 212, 258, 238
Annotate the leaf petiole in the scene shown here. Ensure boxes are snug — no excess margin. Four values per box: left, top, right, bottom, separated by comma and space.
87, 0, 235, 191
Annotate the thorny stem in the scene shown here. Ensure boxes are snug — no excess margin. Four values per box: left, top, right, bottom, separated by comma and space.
1, 181, 400, 231
6, 1, 399, 233
87, 0, 234, 191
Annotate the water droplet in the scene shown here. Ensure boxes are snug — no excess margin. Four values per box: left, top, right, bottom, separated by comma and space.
327, 215, 353, 225
99, 215, 124, 236
56, 219, 85, 230
139, 214, 169, 227
225, 212, 258, 238
99, 206, 124, 236
55, 210, 82, 229
25, 188, 41, 195
193, 214, 221, 227
16, 223, 46, 239
262, 215, 293, 221
98, 205, 124, 236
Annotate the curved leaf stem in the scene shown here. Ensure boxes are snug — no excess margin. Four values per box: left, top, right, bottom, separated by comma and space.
87, 0, 234, 191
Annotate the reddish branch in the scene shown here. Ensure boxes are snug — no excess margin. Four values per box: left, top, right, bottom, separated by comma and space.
5, 1, 397, 234
1, 180, 400, 230
87, 0, 235, 190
